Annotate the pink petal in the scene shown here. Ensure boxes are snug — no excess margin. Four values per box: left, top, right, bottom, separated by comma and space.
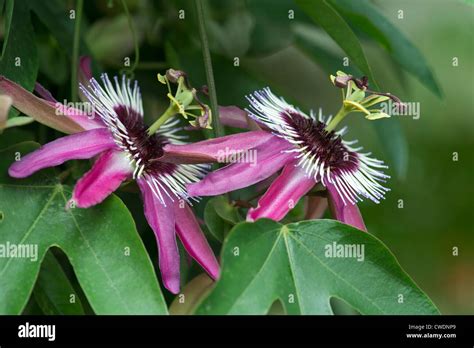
34, 83, 57, 103
218, 105, 248, 129
8, 128, 116, 178
161, 131, 274, 164
187, 137, 294, 196
0, 75, 102, 133
326, 182, 367, 232
78, 56, 93, 103
79, 56, 93, 81
72, 150, 132, 208
52, 101, 104, 130
174, 203, 220, 279
137, 179, 181, 294
34, 81, 100, 132
247, 162, 316, 222
0, 95, 12, 130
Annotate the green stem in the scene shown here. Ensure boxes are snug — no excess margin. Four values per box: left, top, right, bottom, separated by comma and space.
194, 0, 224, 138
121, 0, 139, 75
147, 105, 177, 135
71, 0, 83, 102
325, 106, 349, 132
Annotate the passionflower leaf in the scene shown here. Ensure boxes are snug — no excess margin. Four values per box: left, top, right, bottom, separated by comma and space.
31, 251, 85, 315
195, 219, 439, 315
0, 142, 168, 314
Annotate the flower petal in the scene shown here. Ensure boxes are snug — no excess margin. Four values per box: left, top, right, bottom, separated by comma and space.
79, 56, 93, 81
247, 162, 316, 222
72, 150, 132, 208
0, 75, 103, 133
161, 131, 274, 164
34, 82, 57, 103
52, 101, 104, 130
8, 128, 116, 178
174, 203, 219, 279
78, 56, 93, 102
187, 137, 294, 196
218, 105, 248, 129
0, 94, 12, 130
326, 182, 367, 232
137, 179, 180, 294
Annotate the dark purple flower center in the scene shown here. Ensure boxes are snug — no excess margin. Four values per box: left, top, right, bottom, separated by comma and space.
114, 105, 176, 175
283, 111, 359, 172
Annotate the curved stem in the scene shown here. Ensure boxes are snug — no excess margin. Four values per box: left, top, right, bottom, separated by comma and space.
71, 0, 83, 102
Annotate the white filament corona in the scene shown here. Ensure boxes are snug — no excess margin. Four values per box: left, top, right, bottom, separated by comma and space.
245, 87, 390, 205
80, 74, 208, 206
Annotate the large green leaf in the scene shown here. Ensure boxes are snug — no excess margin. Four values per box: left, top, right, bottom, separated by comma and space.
246, 0, 297, 56
0, 142, 168, 314
196, 219, 439, 314
294, 0, 378, 88
0, 0, 38, 118
212, 196, 241, 224
293, 23, 363, 77
331, 0, 442, 97
0, 0, 14, 59
29, 0, 89, 58
204, 198, 231, 243
32, 250, 85, 315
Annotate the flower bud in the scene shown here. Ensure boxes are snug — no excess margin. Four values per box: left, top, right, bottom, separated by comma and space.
166, 68, 187, 84
334, 74, 353, 88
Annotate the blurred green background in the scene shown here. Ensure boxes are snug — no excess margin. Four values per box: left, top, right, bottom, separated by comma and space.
0, 0, 472, 314
360, 0, 474, 315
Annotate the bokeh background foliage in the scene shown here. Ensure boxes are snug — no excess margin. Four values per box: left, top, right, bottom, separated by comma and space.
0, 0, 472, 314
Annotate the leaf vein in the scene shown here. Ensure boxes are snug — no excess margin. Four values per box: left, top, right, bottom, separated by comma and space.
288, 232, 386, 314
226, 228, 282, 314
58, 189, 132, 314
0, 185, 60, 277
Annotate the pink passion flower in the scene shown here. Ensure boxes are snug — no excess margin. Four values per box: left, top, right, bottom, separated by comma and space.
6, 74, 219, 294
163, 88, 390, 231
